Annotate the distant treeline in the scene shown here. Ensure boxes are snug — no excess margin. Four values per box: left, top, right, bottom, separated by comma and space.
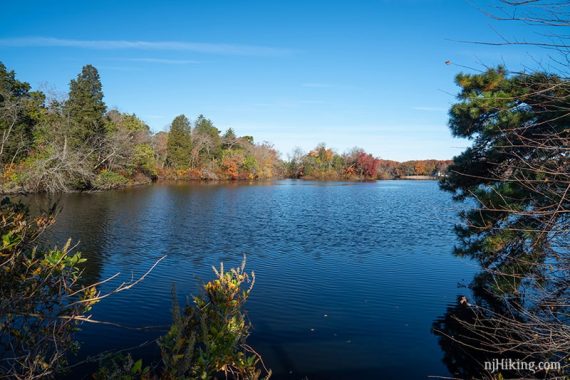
286, 144, 450, 180
0, 62, 449, 193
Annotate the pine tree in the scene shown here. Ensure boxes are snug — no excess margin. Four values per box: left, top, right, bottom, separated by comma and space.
441, 66, 569, 290
65, 65, 106, 145
166, 115, 192, 168
0, 62, 44, 165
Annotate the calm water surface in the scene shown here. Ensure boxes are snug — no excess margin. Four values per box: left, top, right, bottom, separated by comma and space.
30, 180, 477, 379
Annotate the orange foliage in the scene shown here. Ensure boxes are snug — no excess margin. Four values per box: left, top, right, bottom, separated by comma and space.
221, 155, 240, 180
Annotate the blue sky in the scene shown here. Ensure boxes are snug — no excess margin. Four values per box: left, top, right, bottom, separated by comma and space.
0, 0, 553, 160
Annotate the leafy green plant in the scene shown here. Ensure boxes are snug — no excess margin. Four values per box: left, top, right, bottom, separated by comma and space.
133, 144, 158, 178
159, 258, 270, 380
93, 354, 151, 380
0, 197, 98, 378
94, 169, 129, 190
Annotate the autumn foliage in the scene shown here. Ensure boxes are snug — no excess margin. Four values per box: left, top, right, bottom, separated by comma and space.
355, 152, 381, 177
287, 144, 450, 180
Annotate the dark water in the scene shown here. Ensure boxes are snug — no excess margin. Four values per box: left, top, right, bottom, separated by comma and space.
30, 180, 477, 379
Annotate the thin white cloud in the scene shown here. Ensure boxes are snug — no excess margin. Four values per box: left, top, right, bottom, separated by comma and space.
412, 106, 448, 112
0, 37, 294, 56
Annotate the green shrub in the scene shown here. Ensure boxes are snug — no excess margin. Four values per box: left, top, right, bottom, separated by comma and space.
0, 198, 98, 378
159, 259, 271, 380
94, 169, 129, 190
133, 144, 158, 178
93, 354, 150, 380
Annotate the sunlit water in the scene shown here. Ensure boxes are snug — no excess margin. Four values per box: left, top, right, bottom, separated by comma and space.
28, 180, 477, 379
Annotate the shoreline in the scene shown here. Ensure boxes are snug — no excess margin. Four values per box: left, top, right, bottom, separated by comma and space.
1, 176, 441, 195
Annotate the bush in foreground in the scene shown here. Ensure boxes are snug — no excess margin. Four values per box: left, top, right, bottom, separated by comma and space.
0, 198, 98, 378
159, 259, 270, 380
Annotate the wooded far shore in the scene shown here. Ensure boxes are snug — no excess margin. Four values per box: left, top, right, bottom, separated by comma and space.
0, 62, 450, 194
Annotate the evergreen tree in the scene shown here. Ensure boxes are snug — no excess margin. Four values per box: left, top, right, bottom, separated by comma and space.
223, 127, 236, 142
440, 66, 569, 290
166, 115, 192, 168
0, 62, 45, 166
65, 65, 106, 144
0, 62, 32, 98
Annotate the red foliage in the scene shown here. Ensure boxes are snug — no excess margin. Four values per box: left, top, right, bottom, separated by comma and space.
356, 152, 381, 178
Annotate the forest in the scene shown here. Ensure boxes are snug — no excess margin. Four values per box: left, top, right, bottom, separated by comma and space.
0, 62, 450, 193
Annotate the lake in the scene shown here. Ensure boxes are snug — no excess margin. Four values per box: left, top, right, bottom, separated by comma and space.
28, 180, 478, 379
